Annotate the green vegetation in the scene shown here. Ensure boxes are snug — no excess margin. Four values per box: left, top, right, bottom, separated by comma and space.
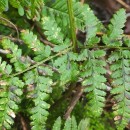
0, 0, 130, 130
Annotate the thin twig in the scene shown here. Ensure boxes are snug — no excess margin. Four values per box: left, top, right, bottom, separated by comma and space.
40, 38, 54, 47
0, 49, 10, 54
0, 16, 19, 38
18, 114, 28, 130
50, 83, 77, 112
2, 47, 73, 79
115, 0, 130, 10
0, 35, 23, 44
64, 85, 83, 119
28, 57, 59, 73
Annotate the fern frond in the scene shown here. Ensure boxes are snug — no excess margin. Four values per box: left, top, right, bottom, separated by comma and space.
63, 118, 71, 130
109, 50, 130, 129
71, 116, 78, 130
0, 0, 8, 12
42, 1, 102, 45
52, 116, 89, 130
21, 30, 51, 61
44, 0, 85, 31
0, 57, 12, 76
54, 53, 79, 85
41, 16, 69, 45
1, 39, 31, 71
24, 69, 53, 130
103, 9, 126, 46
26, 0, 44, 21
82, 50, 107, 116
52, 117, 62, 130
78, 118, 89, 130
8, 0, 44, 19
53, 43, 71, 52
124, 38, 130, 47
83, 4, 102, 45
0, 77, 24, 129
9, 0, 20, 8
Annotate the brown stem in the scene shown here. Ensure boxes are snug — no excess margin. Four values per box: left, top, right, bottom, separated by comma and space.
49, 83, 77, 111
80, 0, 85, 4
64, 85, 83, 119
115, 0, 130, 10
40, 37, 54, 47
0, 35, 24, 44
0, 49, 10, 54
18, 114, 28, 130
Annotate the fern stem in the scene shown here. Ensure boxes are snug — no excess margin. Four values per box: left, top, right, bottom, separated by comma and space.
67, 0, 77, 52
5, 47, 73, 79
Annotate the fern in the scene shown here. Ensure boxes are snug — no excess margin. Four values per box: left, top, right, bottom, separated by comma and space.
9, 0, 20, 8
23, 69, 53, 129
83, 4, 102, 45
41, 16, 68, 45
0, 56, 24, 129
53, 53, 79, 86
42, 0, 102, 44
21, 30, 51, 61
43, 0, 85, 31
0, 0, 8, 12
103, 9, 126, 46
25, 0, 44, 21
52, 117, 62, 130
109, 50, 130, 129
82, 50, 107, 116
1, 39, 31, 72
0, 0, 130, 129
78, 118, 89, 130
0, 77, 24, 129
0, 0, 44, 19
52, 116, 89, 130
0, 57, 12, 76
101, 8, 130, 129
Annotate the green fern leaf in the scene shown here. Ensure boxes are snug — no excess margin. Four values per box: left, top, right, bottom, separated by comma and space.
63, 118, 71, 130
0, 0, 8, 12
0, 77, 24, 129
41, 16, 66, 45
26, 0, 44, 21
43, 1, 102, 45
78, 118, 89, 130
83, 4, 102, 45
82, 50, 107, 116
24, 69, 53, 130
21, 30, 51, 61
9, 0, 20, 8
124, 38, 130, 47
0, 57, 12, 76
1, 39, 31, 71
54, 54, 79, 85
71, 116, 77, 130
53, 43, 70, 52
8, 0, 43, 20
52, 117, 62, 130
103, 9, 126, 46
43, 0, 85, 31
109, 50, 130, 129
